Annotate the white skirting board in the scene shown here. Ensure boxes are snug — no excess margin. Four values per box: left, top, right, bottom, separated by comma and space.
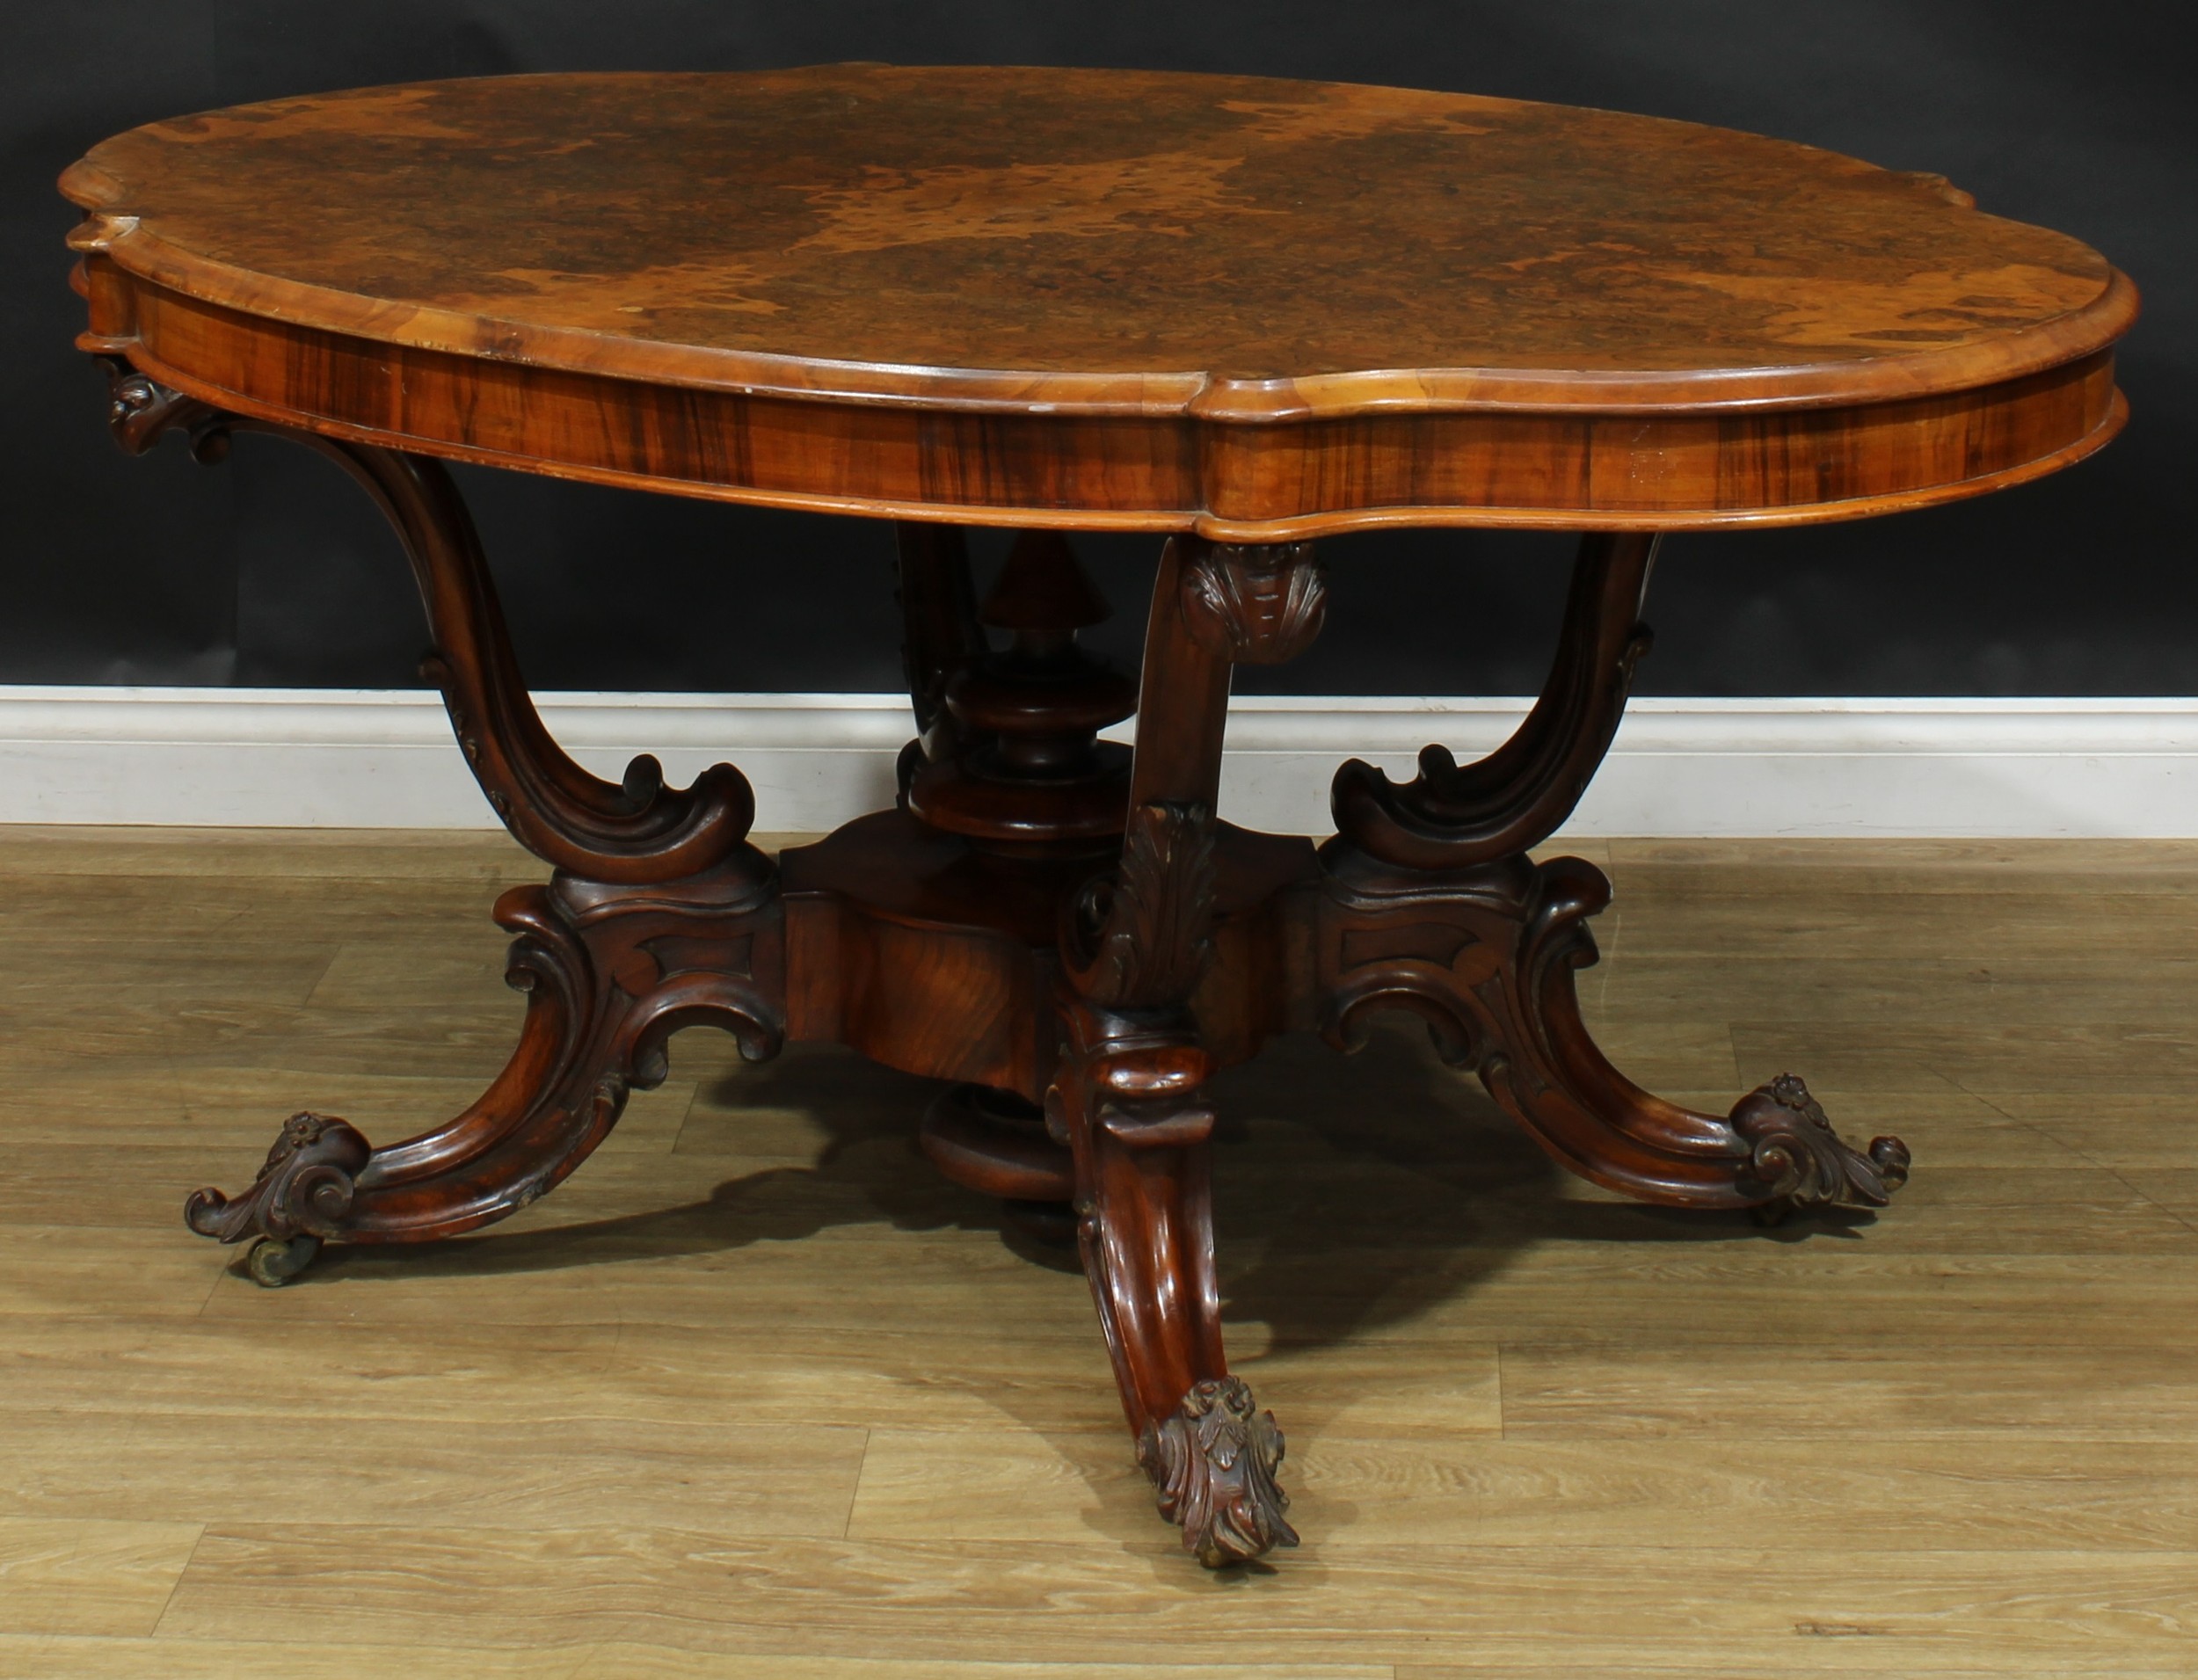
0, 687, 2193, 838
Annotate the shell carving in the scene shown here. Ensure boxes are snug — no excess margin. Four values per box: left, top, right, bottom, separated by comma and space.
1181, 542, 1325, 665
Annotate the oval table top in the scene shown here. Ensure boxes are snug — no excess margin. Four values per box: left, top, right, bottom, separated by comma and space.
64, 65, 2137, 538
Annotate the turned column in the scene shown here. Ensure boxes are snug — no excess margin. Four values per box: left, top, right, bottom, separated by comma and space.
899, 529, 1141, 1220
906, 528, 1135, 853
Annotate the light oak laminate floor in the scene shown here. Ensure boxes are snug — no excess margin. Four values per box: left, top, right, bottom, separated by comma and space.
1, 825, 2194, 1678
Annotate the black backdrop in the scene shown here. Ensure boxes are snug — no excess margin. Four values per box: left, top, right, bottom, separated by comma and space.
7, 2, 2192, 697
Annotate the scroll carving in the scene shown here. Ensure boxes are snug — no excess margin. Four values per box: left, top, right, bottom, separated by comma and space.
184, 1113, 371, 1285
180, 855, 783, 1285
101, 360, 219, 457
95, 360, 756, 884
1315, 520, 1910, 1220
1735, 1073, 1912, 1214
1180, 542, 1326, 665
1319, 849, 1911, 1215
1332, 530, 1657, 869
1139, 1376, 1300, 1567
186, 1112, 370, 1245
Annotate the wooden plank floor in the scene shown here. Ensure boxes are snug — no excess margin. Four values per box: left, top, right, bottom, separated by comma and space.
2, 825, 2195, 1677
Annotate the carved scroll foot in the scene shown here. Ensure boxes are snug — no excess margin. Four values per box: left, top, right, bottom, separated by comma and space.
1061, 1031, 1302, 1565
1739, 1073, 1911, 1224
184, 1112, 369, 1284
1139, 1375, 1299, 1567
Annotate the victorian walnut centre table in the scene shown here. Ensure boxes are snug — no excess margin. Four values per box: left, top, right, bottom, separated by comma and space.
62, 66, 2135, 1566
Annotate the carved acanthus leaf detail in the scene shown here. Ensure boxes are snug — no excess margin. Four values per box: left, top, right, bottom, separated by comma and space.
184, 1112, 371, 1244
1066, 801, 1218, 1008
1733, 1073, 1911, 1211
1181, 542, 1326, 665
1139, 1376, 1299, 1566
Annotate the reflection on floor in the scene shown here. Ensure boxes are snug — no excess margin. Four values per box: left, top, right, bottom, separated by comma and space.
2, 825, 2194, 1677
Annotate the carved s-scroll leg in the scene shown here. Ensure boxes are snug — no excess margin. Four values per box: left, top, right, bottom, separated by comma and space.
185, 869, 784, 1284
1051, 535, 1321, 1565
100, 360, 761, 884
1332, 530, 1655, 870
1319, 847, 1911, 1214
98, 362, 786, 1279
1055, 804, 1299, 1567
1318, 529, 1907, 1218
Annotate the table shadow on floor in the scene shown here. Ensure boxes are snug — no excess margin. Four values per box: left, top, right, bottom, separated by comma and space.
279, 1016, 1878, 1354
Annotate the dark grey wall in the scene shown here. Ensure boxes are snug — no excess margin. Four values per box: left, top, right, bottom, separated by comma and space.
7, 2, 2191, 697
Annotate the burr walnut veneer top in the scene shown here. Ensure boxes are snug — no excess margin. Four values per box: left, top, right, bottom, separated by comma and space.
63, 65, 2137, 536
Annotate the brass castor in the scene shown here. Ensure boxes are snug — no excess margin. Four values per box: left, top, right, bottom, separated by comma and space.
244, 1234, 323, 1287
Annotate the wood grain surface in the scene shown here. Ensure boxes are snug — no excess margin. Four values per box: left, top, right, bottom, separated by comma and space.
4, 825, 2195, 1673
63, 66, 2136, 535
